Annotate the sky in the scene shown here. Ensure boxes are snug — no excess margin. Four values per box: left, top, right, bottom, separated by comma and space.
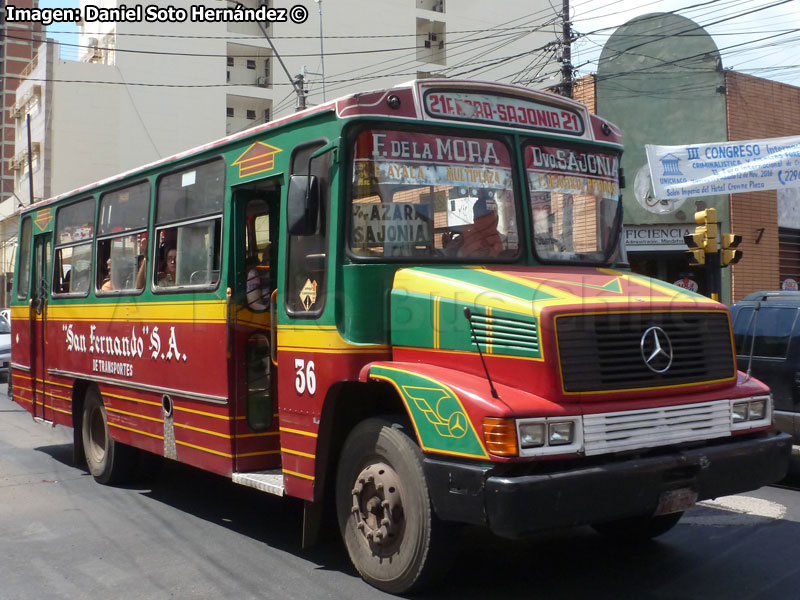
571, 0, 800, 85
36, 0, 800, 86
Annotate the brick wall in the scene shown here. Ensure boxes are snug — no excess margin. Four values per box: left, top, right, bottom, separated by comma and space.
726, 71, 800, 300
572, 74, 596, 114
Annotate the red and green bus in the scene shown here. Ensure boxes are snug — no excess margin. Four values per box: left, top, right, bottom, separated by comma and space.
10, 79, 790, 593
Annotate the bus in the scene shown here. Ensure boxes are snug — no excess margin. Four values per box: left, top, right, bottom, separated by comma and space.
10, 79, 791, 594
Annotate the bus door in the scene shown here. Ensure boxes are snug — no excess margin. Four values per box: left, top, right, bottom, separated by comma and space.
231, 186, 279, 471
30, 233, 52, 422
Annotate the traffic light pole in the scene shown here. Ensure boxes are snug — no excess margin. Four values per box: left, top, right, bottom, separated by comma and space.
706, 251, 721, 302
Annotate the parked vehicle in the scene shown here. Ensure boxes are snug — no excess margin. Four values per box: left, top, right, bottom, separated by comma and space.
731, 291, 800, 460
0, 315, 10, 382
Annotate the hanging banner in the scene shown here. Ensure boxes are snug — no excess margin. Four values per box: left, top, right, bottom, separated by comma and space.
645, 134, 800, 200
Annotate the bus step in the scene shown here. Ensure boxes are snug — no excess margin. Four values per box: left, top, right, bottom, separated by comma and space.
33, 417, 55, 427
232, 469, 285, 497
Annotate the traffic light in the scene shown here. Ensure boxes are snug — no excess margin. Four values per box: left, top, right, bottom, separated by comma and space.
684, 208, 718, 265
684, 230, 706, 265
720, 233, 743, 266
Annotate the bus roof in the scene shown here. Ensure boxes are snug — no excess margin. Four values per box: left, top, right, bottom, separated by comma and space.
25, 79, 622, 212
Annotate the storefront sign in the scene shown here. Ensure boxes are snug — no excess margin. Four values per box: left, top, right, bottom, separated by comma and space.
624, 225, 693, 252
646, 134, 800, 200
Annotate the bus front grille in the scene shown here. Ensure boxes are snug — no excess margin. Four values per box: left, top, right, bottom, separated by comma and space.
556, 312, 735, 393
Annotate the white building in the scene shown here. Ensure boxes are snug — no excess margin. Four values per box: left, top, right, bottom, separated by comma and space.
10, 0, 559, 200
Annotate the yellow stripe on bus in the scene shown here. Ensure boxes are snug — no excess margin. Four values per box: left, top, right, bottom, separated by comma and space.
108, 422, 164, 440
106, 406, 164, 424
236, 450, 281, 458
234, 431, 280, 439
175, 439, 232, 458
174, 422, 231, 439
103, 391, 162, 407
174, 406, 233, 420
46, 390, 72, 402
42, 300, 227, 323
282, 469, 315, 481
281, 447, 316, 459
278, 326, 389, 352
279, 426, 318, 438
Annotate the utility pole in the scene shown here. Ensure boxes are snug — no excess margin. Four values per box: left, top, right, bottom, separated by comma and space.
561, 0, 573, 98
314, 0, 326, 102
294, 72, 307, 111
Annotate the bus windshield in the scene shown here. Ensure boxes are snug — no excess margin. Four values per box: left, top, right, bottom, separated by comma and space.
524, 142, 621, 263
350, 128, 520, 260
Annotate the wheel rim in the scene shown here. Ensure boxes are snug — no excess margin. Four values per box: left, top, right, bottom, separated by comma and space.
87, 404, 107, 464
350, 461, 405, 554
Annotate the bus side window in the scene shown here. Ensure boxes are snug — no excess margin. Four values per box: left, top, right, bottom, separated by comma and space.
17, 217, 32, 300
53, 244, 92, 295
154, 160, 224, 292
285, 141, 330, 316
54, 197, 95, 296
97, 182, 150, 294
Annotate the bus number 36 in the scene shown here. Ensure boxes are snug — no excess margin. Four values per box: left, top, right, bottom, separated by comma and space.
294, 359, 317, 395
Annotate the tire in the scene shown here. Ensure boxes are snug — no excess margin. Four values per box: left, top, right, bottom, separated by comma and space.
81, 386, 135, 484
592, 511, 684, 541
336, 417, 450, 594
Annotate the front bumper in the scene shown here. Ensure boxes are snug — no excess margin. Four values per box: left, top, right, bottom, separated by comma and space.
424, 431, 792, 538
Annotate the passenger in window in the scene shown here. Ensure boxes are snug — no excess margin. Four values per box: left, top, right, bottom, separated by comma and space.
158, 245, 177, 287
448, 191, 504, 258
101, 259, 113, 291
61, 270, 71, 293
134, 235, 147, 289
246, 248, 271, 311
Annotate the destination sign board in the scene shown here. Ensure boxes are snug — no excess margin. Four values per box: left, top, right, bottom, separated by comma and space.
422, 90, 585, 136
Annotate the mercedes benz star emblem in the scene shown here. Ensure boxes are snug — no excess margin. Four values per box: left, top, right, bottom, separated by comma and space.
640, 326, 673, 373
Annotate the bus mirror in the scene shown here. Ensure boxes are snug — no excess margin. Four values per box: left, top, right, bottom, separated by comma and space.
287, 174, 319, 235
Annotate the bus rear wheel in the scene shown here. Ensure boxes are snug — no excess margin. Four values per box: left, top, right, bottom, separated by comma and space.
336, 417, 447, 594
81, 387, 134, 484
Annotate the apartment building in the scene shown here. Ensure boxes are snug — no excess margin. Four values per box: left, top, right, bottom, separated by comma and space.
0, 0, 43, 306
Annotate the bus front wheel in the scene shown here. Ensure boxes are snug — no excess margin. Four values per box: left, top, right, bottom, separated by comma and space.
81, 387, 134, 484
336, 417, 447, 594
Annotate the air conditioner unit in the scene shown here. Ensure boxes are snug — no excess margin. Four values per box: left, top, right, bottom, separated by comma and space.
256, 76, 268, 88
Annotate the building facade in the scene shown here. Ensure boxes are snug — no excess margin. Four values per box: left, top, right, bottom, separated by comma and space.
11, 0, 558, 202
0, 0, 43, 306
579, 13, 800, 303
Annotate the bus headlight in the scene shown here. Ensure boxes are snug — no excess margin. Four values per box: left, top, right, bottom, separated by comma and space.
515, 417, 583, 456
549, 422, 574, 446
730, 395, 771, 431
749, 398, 767, 420
518, 423, 545, 448
732, 402, 749, 423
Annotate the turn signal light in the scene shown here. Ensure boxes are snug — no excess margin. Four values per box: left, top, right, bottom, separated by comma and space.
482, 417, 518, 457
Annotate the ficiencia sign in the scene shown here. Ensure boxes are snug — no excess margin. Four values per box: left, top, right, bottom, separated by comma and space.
624, 225, 694, 252
422, 90, 585, 136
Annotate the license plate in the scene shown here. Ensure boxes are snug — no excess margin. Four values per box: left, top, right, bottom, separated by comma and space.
655, 488, 697, 516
